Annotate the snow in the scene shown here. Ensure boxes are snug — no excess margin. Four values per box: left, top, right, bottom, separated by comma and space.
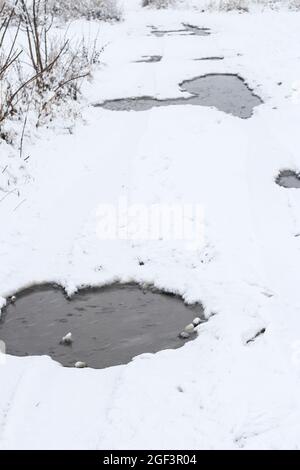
1, 2, 300, 449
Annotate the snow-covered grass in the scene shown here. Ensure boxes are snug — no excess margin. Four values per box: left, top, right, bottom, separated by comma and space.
145, 0, 300, 10
49, 0, 122, 21
0, 0, 102, 144
0, 0, 122, 21
142, 0, 174, 9
0, 0, 120, 141
1, 1, 300, 450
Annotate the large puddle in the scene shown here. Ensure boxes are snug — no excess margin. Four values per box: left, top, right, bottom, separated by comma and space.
276, 170, 300, 189
96, 74, 263, 119
0, 284, 204, 369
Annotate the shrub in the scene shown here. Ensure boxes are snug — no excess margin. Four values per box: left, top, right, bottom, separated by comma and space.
145, 0, 300, 10
0, 1, 28, 126
208, 0, 249, 11
0, 0, 101, 138
142, 0, 174, 8
49, 0, 121, 21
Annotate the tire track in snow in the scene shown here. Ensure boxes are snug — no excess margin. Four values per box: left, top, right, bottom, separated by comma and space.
95, 365, 129, 449
0, 364, 30, 448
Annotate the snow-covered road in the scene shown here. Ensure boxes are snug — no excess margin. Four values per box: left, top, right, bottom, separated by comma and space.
1, 4, 300, 449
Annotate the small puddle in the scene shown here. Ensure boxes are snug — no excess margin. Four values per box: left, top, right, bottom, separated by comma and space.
135, 55, 162, 63
96, 74, 263, 119
150, 24, 210, 37
194, 56, 224, 61
0, 284, 204, 369
276, 170, 300, 189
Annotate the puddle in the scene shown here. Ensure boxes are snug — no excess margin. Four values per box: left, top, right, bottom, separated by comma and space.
0, 284, 204, 369
246, 328, 266, 344
135, 55, 162, 63
194, 56, 224, 61
96, 74, 263, 119
183, 24, 211, 36
150, 24, 210, 37
276, 170, 300, 189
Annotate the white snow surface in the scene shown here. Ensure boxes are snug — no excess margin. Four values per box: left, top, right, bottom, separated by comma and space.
1, 2, 300, 449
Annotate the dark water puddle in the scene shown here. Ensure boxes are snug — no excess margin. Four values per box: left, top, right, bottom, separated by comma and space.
246, 328, 266, 345
135, 55, 162, 63
194, 56, 224, 61
276, 170, 300, 189
96, 74, 263, 119
150, 24, 210, 37
0, 284, 204, 369
183, 24, 211, 36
